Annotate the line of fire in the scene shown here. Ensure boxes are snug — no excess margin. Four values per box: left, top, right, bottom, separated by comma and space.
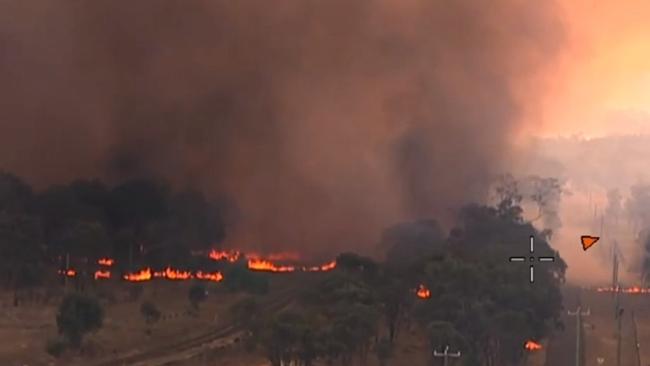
57, 250, 338, 283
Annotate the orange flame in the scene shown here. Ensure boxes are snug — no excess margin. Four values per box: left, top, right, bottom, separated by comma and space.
596, 286, 650, 294
154, 267, 193, 280
58, 269, 77, 277
196, 271, 224, 282
209, 249, 242, 262
248, 259, 296, 272
247, 258, 336, 273
94, 270, 111, 280
305, 260, 337, 272
98, 258, 115, 266
416, 284, 431, 299
123, 268, 152, 282
246, 252, 301, 261
122, 267, 223, 282
209, 249, 334, 273
524, 340, 542, 351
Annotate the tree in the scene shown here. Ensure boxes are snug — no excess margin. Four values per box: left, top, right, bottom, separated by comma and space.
410, 200, 565, 365
140, 300, 161, 324
188, 283, 207, 310
56, 293, 104, 347
377, 274, 413, 343
523, 175, 563, 232
230, 297, 260, 328
167, 190, 225, 251
375, 337, 393, 366
379, 219, 445, 269
0, 213, 43, 305
327, 304, 380, 364
427, 321, 465, 353
224, 265, 269, 294
230, 297, 262, 350
106, 179, 169, 266
493, 174, 523, 220
0, 172, 33, 213
51, 220, 111, 259
336, 252, 378, 274
259, 311, 310, 366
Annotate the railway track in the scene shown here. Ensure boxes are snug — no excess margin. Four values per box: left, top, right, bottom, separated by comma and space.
88, 285, 301, 366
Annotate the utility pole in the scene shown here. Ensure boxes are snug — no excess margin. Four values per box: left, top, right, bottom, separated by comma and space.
64, 252, 70, 290
616, 307, 624, 366
611, 239, 623, 366
433, 345, 461, 366
568, 306, 590, 366
612, 243, 621, 316
632, 310, 642, 366
129, 242, 133, 271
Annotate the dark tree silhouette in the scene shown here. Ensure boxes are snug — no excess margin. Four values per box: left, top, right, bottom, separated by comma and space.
56, 293, 104, 347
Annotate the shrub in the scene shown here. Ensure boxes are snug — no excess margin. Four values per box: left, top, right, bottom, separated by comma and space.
56, 293, 104, 348
188, 283, 207, 309
140, 300, 161, 324
45, 337, 67, 357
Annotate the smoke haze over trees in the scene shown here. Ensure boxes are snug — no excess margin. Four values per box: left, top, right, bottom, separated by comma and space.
515, 134, 650, 283
0, 173, 226, 283
0, 0, 564, 252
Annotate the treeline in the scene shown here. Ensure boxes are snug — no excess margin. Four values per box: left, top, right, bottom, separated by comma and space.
232, 198, 567, 366
0, 172, 227, 290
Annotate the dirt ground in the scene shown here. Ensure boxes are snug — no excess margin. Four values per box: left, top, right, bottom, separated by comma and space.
582, 289, 650, 366
175, 325, 433, 366
0, 277, 564, 366
0, 280, 250, 366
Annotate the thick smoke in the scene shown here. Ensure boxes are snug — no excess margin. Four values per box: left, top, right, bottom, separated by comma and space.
0, 1, 562, 252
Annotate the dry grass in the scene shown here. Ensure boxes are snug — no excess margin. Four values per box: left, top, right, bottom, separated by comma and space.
0, 280, 250, 366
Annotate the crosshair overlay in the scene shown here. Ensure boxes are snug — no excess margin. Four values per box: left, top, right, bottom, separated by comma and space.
509, 236, 555, 283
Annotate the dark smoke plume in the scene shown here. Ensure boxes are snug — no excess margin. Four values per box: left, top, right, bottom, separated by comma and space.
0, 1, 563, 253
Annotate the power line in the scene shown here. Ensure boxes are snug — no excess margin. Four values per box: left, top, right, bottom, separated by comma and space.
433, 345, 461, 366
567, 306, 590, 366
632, 310, 642, 366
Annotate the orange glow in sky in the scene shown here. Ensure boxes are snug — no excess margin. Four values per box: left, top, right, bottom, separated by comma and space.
532, 0, 650, 137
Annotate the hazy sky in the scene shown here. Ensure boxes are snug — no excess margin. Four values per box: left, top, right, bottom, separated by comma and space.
529, 0, 650, 137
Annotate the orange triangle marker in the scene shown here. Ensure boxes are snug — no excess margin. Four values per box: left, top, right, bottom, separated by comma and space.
581, 235, 600, 251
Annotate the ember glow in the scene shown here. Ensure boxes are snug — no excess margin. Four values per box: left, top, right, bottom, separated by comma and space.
249, 252, 301, 261
246, 258, 337, 273
306, 260, 337, 272
154, 267, 192, 280
122, 267, 223, 283
248, 259, 296, 273
195, 271, 224, 282
58, 269, 76, 277
210, 248, 336, 273
94, 270, 111, 280
98, 258, 115, 266
524, 340, 542, 351
209, 249, 301, 263
416, 284, 431, 299
57, 249, 333, 281
209, 249, 242, 263
123, 268, 153, 282
595, 286, 650, 294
